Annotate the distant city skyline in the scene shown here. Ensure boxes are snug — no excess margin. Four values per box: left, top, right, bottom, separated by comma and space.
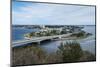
12, 1, 96, 25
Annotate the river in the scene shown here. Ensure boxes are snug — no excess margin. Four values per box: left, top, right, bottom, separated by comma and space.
12, 25, 96, 55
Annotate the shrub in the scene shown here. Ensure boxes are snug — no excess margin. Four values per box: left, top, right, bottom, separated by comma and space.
13, 41, 95, 66
79, 51, 96, 61
70, 31, 86, 37
12, 45, 46, 66
57, 41, 83, 62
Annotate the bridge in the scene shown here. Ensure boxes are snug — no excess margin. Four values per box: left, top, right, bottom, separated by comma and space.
12, 33, 72, 47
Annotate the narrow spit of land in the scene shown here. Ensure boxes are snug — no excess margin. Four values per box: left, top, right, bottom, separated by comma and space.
12, 25, 92, 47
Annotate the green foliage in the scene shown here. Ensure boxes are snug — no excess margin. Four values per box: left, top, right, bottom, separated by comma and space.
70, 30, 92, 39
29, 32, 34, 37
25, 28, 67, 37
24, 32, 35, 38
13, 41, 95, 66
57, 41, 83, 62
45, 32, 51, 36
60, 28, 67, 34
13, 45, 46, 66
79, 51, 96, 61
71, 31, 86, 37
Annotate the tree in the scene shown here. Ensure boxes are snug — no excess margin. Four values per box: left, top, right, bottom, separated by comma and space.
57, 41, 83, 62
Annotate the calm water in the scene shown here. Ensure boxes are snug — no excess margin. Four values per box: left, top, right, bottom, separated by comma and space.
12, 25, 96, 54
12, 28, 39, 41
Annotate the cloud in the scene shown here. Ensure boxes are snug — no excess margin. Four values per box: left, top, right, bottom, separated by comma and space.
12, 2, 95, 25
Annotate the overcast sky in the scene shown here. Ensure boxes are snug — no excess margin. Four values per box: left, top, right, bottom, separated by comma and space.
12, 1, 95, 25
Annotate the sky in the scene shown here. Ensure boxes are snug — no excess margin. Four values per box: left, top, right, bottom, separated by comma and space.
12, 1, 96, 25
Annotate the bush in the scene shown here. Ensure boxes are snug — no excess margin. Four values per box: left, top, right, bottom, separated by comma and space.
12, 41, 95, 66
57, 41, 83, 62
79, 51, 96, 61
72, 31, 85, 37
12, 45, 46, 66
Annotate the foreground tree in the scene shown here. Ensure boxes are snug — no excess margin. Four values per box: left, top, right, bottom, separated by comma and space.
57, 41, 83, 62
